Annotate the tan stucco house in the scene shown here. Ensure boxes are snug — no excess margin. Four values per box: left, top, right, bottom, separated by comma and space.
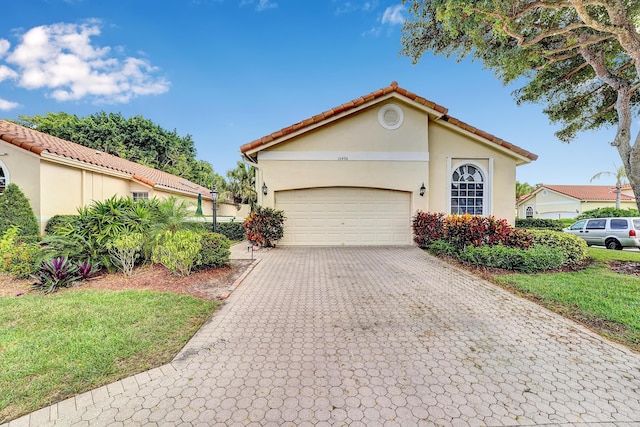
241, 82, 538, 246
0, 120, 236, 233
517, 184, 637, 219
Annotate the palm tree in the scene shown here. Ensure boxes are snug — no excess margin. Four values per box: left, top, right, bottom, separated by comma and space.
515, 181, 535, 202
590, 165, 628, 209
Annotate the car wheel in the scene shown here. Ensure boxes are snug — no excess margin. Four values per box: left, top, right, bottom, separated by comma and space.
606, 239, 622, 250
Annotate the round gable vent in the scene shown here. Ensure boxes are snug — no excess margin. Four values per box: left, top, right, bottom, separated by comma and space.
378, 104, 404, 130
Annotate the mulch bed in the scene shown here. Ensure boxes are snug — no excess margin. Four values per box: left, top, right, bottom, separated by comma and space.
0, 260, 254, 300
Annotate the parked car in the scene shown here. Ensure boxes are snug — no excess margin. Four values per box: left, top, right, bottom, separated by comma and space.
563, 217, 640, 250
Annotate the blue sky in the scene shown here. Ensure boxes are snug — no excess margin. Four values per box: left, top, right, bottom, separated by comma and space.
0, 0, 633, 187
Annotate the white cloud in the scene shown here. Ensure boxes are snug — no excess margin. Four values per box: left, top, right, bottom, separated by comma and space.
362, 27, 382, 37
256, 0, 277, 11
0, 65, 17, 82
0, 98, 19, 111
0, 39, 9, 57
334, 1, 379, 15
240, 0, 277, 11
2, 22, 169, 103
381, 4, 405, 25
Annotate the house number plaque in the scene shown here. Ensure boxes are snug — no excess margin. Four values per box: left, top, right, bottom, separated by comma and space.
338, 156, 349, 161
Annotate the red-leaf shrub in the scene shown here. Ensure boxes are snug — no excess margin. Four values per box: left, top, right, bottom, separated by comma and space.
243, 206, 286, 248
412, 211, 445, 248
412, 212, 532, 250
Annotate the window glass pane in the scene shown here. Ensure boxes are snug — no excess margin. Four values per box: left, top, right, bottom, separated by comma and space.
586, 219, 606, 229
610, 219, 628, 229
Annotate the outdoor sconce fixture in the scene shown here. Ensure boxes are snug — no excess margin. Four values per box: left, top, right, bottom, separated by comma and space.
419, 183, 426, 197
210, 185, 219, 233
262, 182, 268, 196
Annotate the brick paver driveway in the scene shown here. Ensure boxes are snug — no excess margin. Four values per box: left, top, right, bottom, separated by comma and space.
5, 247, 640, 426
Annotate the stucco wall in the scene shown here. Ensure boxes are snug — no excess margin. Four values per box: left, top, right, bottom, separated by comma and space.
254, 100, 525, 225
257, 101, 430, 215
0, 143, 41, 222
428, 122, 518, 223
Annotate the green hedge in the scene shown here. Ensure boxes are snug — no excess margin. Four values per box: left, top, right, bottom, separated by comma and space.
216, 221, 245, 241
529, 229, 588, 265
459, 244, 567, 272
576, 207, 639, 219
197, 233, 231, 269
515, 218, 565, 231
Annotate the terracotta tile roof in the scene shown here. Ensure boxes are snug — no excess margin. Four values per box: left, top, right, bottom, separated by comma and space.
0, 120, 212, 198
240, 81, 538, 162
538, 184, 635, 201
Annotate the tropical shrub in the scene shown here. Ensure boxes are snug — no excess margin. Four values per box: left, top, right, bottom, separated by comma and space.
45, 214, 78, 234
0, 227, 40, 278
31, 257, 81, 293
243, 207, 285, 247
529, 229, 588, 266
48, 196, 157, 270
515, 218, 565, 231
107, 233, 145, 276
217, 221, 246, 241
445, 214, 531, 250
0, 183, 39, 237
76, 260, 99, 280
151, 230, 202, 276
577, 207, 639, 219
413, 211, 445, 248
459, 244, 566, 272
197, 233, 231, 269
427, 240, 457, 257
413, 213, 532, 251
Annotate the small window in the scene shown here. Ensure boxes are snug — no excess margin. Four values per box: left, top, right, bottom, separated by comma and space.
610, 219, 628, 230
132, 191, 149, 202
525, 206, 534, 219
586, 219, 606, 230
570, 220, 586, 230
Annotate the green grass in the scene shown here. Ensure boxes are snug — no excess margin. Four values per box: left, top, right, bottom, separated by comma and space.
0, 290, 217, 423
493, 247, 640, 350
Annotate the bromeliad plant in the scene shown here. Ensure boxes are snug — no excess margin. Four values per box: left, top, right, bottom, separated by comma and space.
30, 257, 89, 294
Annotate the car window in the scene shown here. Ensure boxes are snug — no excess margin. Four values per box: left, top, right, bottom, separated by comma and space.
633, 219, 640, 230
569, 220, 586, 230
610, 219, 629, 230
586, 219, 606, 230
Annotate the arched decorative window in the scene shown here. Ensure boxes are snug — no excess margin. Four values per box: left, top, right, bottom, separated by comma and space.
525, 205, 534, 219
0, 162, 7, 194
450, 164, 485, 215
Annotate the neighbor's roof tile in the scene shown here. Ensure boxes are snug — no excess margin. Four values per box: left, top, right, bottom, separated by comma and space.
541, 184, 634, 201
240, 81, 538, 161
0, 120, 212, 198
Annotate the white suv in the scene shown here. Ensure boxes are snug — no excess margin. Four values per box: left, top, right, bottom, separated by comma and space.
564, 217, 640, 250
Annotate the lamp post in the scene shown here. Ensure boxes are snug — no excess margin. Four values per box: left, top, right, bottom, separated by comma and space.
210, 185, 219, 233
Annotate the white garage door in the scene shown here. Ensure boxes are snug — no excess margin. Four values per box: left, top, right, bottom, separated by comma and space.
275, 187, 412, 246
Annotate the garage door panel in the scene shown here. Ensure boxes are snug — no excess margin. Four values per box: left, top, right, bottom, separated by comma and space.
275, 187, 411, 246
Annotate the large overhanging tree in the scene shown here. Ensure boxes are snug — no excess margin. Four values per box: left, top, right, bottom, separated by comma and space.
401, 0, 640, 210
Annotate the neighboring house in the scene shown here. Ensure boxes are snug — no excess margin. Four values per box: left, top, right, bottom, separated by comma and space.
0, 120, 239, 233
516, 184, 638, 219
240, 81, 538, 246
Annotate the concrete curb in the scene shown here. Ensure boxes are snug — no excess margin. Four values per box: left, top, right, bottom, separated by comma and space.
219, 258, 260, 300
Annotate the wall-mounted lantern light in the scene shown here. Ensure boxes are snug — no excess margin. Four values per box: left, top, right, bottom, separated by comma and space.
419, 183, 426, 197
262, 182, 268, 196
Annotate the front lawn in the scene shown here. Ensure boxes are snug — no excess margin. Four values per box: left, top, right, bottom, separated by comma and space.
0, 290, 217, 423
493, 247, 640, 351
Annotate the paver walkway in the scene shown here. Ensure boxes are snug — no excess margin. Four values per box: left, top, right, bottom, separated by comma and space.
4, 247, 640, 426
